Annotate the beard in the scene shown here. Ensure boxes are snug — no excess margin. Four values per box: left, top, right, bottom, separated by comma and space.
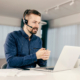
28, 27, 38, 34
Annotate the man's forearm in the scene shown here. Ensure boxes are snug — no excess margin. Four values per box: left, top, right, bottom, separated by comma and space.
7, 53, 37, 67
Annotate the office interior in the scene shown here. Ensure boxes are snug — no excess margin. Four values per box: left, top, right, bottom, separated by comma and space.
0, 0, 80, 68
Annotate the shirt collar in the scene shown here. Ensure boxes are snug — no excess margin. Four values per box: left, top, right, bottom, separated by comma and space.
20, 29, 33, 39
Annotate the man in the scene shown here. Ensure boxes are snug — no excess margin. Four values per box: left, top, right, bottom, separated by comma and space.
4, 9, 50, 69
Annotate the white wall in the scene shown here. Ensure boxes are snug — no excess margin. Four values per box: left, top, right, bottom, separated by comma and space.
0, 15, 21, 27
49, 13, 80, 28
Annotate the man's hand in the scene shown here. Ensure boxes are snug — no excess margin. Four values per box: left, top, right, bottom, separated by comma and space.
41, 50, 50, 60
36, 48, 46, 59
36, 48, 50, 60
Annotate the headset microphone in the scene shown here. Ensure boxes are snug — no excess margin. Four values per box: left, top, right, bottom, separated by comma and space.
27, 24, 32, 28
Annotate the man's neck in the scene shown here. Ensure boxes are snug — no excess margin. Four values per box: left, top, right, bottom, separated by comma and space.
23, 25, 32, 38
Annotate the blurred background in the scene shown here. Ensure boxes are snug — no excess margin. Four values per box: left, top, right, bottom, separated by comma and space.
0, 0, 80, 67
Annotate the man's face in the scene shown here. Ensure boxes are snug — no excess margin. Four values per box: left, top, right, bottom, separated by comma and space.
25, 14, 41, 34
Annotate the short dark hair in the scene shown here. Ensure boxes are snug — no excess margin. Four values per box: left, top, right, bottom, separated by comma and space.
23, 9, 41, 18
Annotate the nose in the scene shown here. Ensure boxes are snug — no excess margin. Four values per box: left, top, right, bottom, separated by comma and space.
35, 23, 39, 28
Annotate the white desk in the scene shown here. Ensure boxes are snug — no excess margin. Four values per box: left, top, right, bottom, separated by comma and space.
0, 67, 80, 80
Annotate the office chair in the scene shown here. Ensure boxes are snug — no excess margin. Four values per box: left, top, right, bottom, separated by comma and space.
1, 63, 7, 69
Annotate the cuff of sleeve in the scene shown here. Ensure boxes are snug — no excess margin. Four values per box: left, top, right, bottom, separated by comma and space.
38, 59, 47, 67
42, 60, 47, 65
31, 53, 37, 62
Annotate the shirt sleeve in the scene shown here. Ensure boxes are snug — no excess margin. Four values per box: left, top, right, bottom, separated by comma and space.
4, 33, 37, 67
36, 38, 47, 67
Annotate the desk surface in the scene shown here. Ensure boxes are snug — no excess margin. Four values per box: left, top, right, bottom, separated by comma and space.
0, 67, 80, 80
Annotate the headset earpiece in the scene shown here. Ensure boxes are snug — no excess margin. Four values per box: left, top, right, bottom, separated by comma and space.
23, 17, 28, 25
25, 19, 28, 25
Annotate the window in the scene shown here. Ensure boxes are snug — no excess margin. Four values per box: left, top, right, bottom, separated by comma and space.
0, 25, 20, 58
47, 25, 80, 66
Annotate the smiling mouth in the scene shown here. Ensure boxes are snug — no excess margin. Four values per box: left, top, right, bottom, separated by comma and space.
33, 29, 37, 31
33, 28, 38, 32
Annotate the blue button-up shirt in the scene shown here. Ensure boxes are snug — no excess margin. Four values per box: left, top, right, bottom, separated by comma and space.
4, 29, 47, 69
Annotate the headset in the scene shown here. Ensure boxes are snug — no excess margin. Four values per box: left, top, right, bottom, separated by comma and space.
23, 9, 32, 28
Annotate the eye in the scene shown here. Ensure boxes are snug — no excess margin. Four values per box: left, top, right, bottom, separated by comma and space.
33, 21, 36, 23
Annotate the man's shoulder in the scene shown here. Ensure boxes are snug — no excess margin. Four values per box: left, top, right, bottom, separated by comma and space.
7, 30, 21, 38
12, 30, 21, 35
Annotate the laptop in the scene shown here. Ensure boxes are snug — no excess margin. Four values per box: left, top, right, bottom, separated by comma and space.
32, 46, 80, 72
